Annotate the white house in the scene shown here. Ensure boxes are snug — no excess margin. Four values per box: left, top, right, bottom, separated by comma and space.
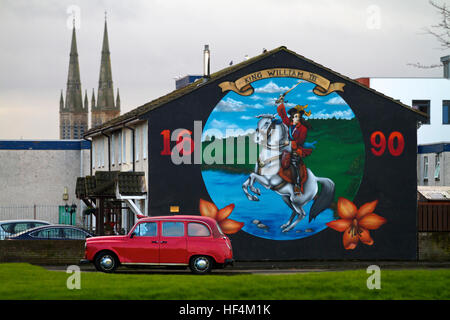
356, 56, 450, 187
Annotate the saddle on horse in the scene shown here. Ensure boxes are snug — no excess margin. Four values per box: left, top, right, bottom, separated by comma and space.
279, 150, 309, 194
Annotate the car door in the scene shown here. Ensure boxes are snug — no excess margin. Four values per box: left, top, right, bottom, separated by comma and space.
159, 221, 187, 264
123, 221, 160, 264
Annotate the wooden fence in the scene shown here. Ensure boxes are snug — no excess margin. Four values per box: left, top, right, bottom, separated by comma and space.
418, 202, 450, 232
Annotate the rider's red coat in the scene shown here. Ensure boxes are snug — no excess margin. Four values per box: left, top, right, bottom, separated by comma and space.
277, 103, 312, 157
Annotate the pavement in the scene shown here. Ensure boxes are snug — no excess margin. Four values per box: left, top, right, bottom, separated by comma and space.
42, 260, 450, 274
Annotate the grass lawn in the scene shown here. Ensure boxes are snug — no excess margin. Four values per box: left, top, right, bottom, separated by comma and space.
0, 263, 449, 300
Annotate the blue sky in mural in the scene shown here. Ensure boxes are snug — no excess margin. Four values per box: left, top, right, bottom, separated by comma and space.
203, 78, 355, 139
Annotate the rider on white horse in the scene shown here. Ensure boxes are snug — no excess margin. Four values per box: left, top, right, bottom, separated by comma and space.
275, 93, 313, 195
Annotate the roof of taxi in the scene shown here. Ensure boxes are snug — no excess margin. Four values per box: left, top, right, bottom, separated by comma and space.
138, 215, 216, 223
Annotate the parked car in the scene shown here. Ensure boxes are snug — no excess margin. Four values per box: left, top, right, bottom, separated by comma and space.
0, 219, 50, 240
7, 225, 94, 240
80, 215, 234, 274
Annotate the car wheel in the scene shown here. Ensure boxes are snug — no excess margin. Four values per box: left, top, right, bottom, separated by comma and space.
189, 256, 212, 275
94, 252, 118, 273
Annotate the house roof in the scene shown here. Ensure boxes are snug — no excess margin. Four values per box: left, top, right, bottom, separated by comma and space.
418, 186, 450, 201
83, 46, 427, 137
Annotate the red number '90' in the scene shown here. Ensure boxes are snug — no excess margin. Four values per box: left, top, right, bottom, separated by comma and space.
370, 131, 404, 157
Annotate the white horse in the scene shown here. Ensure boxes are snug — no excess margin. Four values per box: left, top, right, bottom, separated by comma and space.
242, 114, 335, 232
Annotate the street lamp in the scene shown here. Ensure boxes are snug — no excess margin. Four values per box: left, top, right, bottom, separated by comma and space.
70, 203, 77, 226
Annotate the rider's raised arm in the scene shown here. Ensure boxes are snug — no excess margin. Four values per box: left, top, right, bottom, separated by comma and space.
277, 103, 291, 126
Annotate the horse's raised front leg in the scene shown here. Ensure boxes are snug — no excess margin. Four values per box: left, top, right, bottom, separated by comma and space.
243, 173, 273, 201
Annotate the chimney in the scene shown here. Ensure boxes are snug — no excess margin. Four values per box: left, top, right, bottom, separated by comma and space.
203, 45, 210, 78
441, 55, 450, 79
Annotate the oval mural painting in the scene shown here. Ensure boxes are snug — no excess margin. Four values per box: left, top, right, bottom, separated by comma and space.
201, 77, 365, 240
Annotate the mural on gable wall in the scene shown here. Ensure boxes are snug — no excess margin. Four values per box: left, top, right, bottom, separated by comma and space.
198, 68, 386, 248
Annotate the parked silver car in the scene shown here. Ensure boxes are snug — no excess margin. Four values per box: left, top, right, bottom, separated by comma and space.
0, 220, 50, 240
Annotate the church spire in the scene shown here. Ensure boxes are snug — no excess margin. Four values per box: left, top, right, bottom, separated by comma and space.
65, 23, 83, 112
96, 15, 115, 110
60, 90, 64, 111
116, 88, 120, 109
90, 14, 120, 129
91, 88, 96, 108
60, 21, 88, 139
84, 90, 89, 110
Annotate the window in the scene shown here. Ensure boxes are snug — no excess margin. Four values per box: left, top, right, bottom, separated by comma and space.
136, 126, 140, 161
122, 131, 127, 163
63, 228, 90, 239
443, 100, 450, 124
31, 228, 64, 239
92, 143, 96, 168
100, 138, 105, 167
133, 222, 157, 237
434, 154, 441, 180
96, 140, 101, 167
143, 123, 148, 159
118, 131, 122, 164
423, 156, 429, 180
188, 223, 211, 237
162, 222, 184, 237
412, 100, 430, 124
111, 133, 115, 166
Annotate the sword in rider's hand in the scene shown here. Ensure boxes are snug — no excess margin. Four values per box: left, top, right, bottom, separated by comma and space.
275, 81, 303, 104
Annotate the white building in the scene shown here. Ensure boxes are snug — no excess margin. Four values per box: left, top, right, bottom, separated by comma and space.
83, 119, 149, 232
0, 140, 90, 224
356, 56, 450, 187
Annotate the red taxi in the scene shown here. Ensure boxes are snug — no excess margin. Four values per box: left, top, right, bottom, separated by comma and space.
81, 215, 233, 274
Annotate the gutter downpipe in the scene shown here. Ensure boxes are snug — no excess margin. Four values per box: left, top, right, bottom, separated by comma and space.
83, 137, 93, 176
101, 131, 111, 172
124, 125, 136, 172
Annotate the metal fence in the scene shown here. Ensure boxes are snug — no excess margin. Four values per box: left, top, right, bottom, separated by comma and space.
0, 205, 61, 224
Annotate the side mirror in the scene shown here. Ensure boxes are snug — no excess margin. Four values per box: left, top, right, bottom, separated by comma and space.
130, 231, 136, 239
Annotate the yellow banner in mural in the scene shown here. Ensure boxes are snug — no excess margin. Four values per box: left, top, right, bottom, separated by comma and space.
219, 68, 345, 96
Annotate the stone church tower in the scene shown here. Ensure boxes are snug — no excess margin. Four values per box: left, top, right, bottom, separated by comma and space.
59, 22, 88, 139
91, 18, 120, 128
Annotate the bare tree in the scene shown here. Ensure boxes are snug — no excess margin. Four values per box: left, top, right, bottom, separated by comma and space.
409, 1, 450, 69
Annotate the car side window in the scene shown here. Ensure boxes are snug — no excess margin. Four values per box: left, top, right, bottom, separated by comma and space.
32, 228, 63, 239
63, 228, 89, 240
134, 222, 157, 237
188, 223, 211, 237
1, 223, 15, 234
14, 223, 33, 234
162, 222, 184, 237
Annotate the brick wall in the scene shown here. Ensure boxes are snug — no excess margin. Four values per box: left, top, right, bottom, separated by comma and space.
0, 235, 448, 265
0, 240, 84, 265
418, 232, 450, 261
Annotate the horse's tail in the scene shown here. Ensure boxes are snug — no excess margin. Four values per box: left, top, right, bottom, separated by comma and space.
309, 176, 335, 222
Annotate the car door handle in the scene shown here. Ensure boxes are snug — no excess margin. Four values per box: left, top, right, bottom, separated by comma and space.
160, 241, 167, 244
152, 241, 159, 244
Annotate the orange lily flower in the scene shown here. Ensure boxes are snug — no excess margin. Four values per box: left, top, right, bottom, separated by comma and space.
326, 198, 386, 250
199, 199, 244, 234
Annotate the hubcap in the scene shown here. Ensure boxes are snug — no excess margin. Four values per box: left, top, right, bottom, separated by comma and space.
100, 255, 114, 270
194, 257, 209, 271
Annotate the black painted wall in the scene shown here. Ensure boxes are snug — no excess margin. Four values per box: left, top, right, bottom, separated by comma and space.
140, 49, 420, 260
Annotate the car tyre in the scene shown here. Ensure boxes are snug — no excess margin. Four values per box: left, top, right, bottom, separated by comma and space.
94, 251, 118, 273
189, 255, 212, 275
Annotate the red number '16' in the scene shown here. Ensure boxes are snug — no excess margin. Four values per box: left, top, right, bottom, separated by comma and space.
370, 131, 404, 157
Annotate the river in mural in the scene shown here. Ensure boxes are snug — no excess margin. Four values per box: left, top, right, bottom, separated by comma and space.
201, 169, 335, 240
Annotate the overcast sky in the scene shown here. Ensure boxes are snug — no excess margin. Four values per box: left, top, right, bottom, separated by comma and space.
0, 0, 447, 139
